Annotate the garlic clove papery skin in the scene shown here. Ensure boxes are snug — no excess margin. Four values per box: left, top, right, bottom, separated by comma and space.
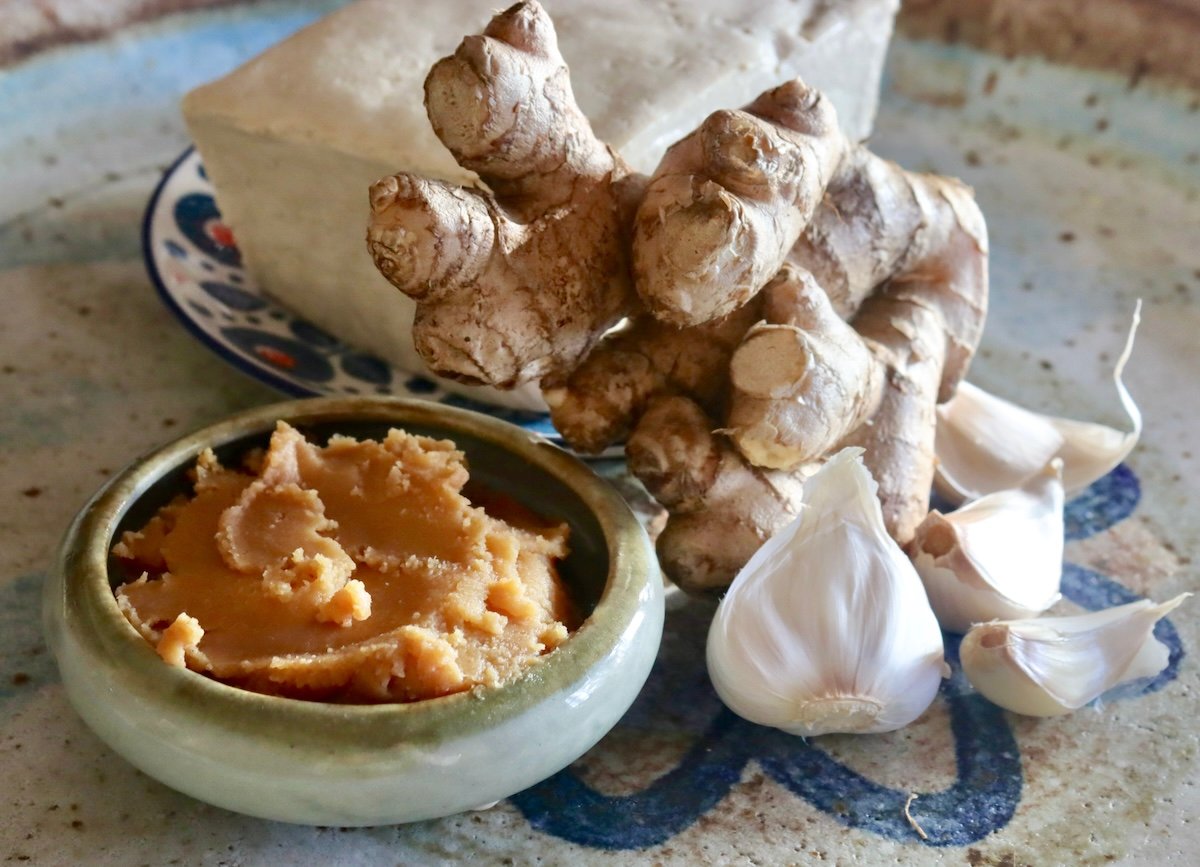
1046, 301, 1142, 489
933, 302, 1142, 505
911, 460, 1065, 634
706, 448, 947, 737
959, 593, 1189, 717
932, 381, 1064, 504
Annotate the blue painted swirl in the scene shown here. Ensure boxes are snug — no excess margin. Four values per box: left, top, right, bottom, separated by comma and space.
1064, 464, 1139, 540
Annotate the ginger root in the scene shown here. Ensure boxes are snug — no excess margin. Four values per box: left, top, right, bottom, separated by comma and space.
625, 396, 807, 594
726, 266, 884, 470
366, 1, 989, 592
542, 299, 761, 454
366, 1, 642, 388
559, 79, 987, 574
632, 81, 846, 327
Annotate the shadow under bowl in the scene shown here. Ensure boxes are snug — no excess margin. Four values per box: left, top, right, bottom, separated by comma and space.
43, 396, 664, 826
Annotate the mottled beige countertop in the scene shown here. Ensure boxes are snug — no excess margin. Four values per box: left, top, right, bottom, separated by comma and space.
2, 2, 1197, 864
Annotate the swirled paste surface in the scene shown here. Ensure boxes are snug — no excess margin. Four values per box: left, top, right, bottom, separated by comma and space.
113, 422, 573, 702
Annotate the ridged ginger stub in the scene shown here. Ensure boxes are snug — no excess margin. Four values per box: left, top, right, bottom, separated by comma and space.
366, 1, 643, 388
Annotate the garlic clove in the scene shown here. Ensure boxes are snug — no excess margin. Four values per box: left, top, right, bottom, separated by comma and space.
911, 460, 1064, 634
932, 381, 1064, 504
706, 448, 947, 737
959, 593, 1189, 717
934, 302, 1142, 504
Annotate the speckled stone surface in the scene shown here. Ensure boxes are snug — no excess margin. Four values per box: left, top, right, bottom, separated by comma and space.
1, 2, 1197, 864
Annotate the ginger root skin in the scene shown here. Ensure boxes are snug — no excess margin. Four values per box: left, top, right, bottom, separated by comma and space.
590, 78, 987, 554
637, 79, 988, 548
542, 299, 762, 455
632, 80, 845, 328
625, 396, 807, 593
727, 266, 884, 469
367, 1, 643, 388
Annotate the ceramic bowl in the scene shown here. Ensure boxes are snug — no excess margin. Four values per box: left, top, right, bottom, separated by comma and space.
43, 397, 663, 826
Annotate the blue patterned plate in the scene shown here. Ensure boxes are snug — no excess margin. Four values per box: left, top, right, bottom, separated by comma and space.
141, 147, 562, 442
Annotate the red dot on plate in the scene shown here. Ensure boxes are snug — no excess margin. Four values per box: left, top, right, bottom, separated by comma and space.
256, 346, 296, 369
206, 220, 236, 248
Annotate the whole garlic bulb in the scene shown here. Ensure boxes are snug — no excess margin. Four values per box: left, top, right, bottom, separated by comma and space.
960, 594, 1189, 717
706, 448, 947, 736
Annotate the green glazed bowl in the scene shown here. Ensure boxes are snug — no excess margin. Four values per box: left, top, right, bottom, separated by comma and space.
43, 397, 664, 826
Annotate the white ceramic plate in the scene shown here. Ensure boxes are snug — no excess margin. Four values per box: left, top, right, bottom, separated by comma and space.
141, 146, 562, 442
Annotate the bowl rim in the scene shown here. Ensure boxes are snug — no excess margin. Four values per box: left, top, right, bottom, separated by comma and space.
53, 395, 657, 749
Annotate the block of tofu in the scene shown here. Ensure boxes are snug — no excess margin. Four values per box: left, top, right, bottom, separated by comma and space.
183, 0, 899, 409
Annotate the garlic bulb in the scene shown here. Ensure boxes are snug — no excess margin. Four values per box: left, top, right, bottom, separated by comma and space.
911, 460, 1064, 633
934, 302, 1142, 504
960, 594, 1189, 717
706, 448, 947, 736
